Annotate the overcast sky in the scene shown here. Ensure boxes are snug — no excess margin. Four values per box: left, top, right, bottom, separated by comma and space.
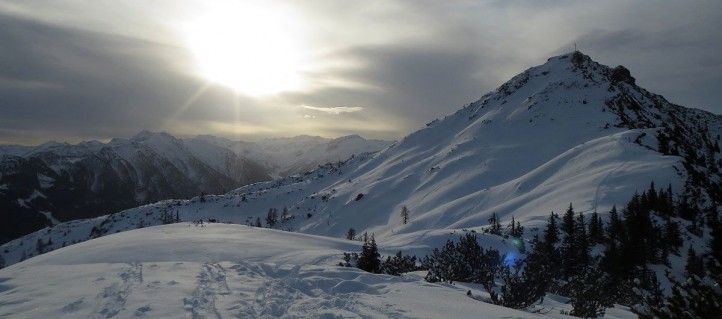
0, 1, 720, 145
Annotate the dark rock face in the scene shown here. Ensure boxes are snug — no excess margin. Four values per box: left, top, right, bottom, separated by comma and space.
571, 51, 592, 67
611, 65, 636, 85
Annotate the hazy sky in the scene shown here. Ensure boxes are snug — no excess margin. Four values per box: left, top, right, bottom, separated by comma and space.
1, 1, 720, 145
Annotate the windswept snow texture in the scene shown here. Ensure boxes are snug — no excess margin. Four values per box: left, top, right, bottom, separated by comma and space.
0, 224, 636, 318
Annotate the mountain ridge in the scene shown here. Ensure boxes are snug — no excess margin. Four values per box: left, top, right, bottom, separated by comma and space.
0, 132, 391, 244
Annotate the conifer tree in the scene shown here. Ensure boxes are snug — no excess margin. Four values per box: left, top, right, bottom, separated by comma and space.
357, 234, 381, 274
266, 208, 278, 228
684, 246, 704, 277
560, 203, 578, 278
494, 259, 546, 309
575, 212, 591, 271
542, 212, 559, 252
662, 218, 683, 256
488, 212, 502, 235
493, 240, 551, 309
588, 211, 604, 244
382, 251, 418, 276
507, 216, 524, 238
568, 267, 612, 318
710, 214, 722, 269
605, 205, 624, 245
423, 239, 459, 283
400, 205, 409, 225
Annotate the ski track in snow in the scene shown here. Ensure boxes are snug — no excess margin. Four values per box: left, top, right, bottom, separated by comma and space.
92, 262, 143, 319
592, 141, 628, 213
184, 262, 230, 319
218, 261, 411, 319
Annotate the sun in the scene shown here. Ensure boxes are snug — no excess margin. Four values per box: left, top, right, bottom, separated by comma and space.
183, 2, 308, 96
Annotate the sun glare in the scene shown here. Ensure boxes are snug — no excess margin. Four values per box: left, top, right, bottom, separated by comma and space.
183, 2, 308, 96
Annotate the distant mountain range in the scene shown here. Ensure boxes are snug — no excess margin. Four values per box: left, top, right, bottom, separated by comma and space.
0, 132, 391, 244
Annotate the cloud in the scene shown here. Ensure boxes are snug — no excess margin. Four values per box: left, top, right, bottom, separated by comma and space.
300, 104, 363, 115
0, 1, 721, 144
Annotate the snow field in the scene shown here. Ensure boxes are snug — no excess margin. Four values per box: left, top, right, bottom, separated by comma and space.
0, 224, 635, 318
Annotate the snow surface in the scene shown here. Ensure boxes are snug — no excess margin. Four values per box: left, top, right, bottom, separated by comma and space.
0, 223, 635, 318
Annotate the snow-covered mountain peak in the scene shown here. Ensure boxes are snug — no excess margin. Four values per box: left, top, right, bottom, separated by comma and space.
129, 130, 178, 145
130, 130, 158, 141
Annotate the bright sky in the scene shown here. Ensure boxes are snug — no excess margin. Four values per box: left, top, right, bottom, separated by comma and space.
0, 0, 720, 145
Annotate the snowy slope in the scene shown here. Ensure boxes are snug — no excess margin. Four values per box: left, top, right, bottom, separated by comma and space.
2, 51, 720, 273
0, 223, 636, 319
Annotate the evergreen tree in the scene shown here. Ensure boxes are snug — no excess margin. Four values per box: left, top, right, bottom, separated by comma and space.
567, 267, 612, 318
346, 228, 356, 240
647, 182, 658, 208
622, 193, 659, 266
540, 212, 560, 278
488, 212, 502, 235
280, 207, 289, 223
588, 211, 604, 244
492, 240, 551, 309
638, 265, 722, 319
400, 206, 409, 225
357, 234, 381, 273
605, 205, 625, 245
684, 246, 704, 277
382, 251, 418, 276
560, 203, 578, 278
254, 217, 262, 227
676, 196, 698, 221
710, 214, 722, 269
602, 205, 628, 280
574, 212, 591, 271
423, 239, 460, 283
507, 216, 524, 238
662, 218, 683, 256
35, 238, 45, 254
542, 212, 559, 252
422, 233, 501, 292
266, 208, 278, 228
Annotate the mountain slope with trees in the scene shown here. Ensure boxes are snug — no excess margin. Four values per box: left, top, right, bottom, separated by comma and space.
0, 132, 389, 244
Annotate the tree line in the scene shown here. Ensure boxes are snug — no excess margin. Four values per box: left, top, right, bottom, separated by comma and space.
345, 183, 721, 318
